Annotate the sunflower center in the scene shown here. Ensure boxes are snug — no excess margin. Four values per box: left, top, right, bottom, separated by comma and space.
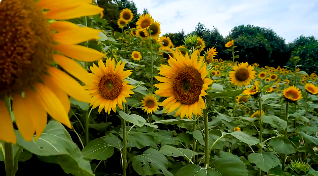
307, 86, 315, 93
149, 23, 158, 35
235, 68, 249, 81
122, 12, 131, 21
119, 20, 126, 26
145, 99, 155, 108
98, 74, 123, 100
271, 75, 276, 79
0, 0, 54, 97
286, 90, 298, 99
162, 39, 169, 47
133, 53, 139, 58
139, 30, 147, 38
260, 73, 265, 78
172, 66, 203, 105
141, 19, 151, 28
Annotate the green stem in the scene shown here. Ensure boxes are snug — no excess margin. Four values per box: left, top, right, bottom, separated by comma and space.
203, 109, 209, 168
258, 98, 263, 176
3, 96, 14, 176
231, 48, 235, 62
122, 118, 127, 176
233, 97, 236, 117
283, 101, 289, 169
12, 148, 23, 175
85, 108, 93, 145
305, 92, 308, 118
192, 120, 196, 163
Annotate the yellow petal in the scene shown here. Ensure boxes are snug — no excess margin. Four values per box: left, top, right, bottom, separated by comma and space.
47, 67, 91, 103
12, 94, 35, 141
53, 27, 101, 45
55, 44, 104, 62
50, 21, 80, 32
45, 4, 104, 20
25, 90, 47, 140
37, 0, 91, 9
53, 54, 92, 85
35, 83, 72, 129
0, 101, 16, 143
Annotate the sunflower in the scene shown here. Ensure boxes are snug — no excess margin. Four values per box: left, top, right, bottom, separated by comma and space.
258, 72, 266, 79
283, 86, 302, 102
228, 63, 232, 66
305, 83, 318, 94
237, 95, 249, 104
266, 87, 273, 93
215, 65, 220, 69
117, 18, 128, 28
148, 21, 161, 39
194, 37, 205, 53
0, 0, 104, 143
141, 94, 159, 114
243, 81, 260, 96
265, 78, 270, 82
87, 59, 135, 114
229, 62, 255, 87
159, 36, 173, 48
205, 47, 218, 63
120, 8, 133, 22
283, 79, 290, 85
136, 13, 154, 29
136, 28, 149, 39
220, 66, 224, 71
176, 45, 188, 55
270, 74, 277, 80
250, 110, 264, 118
225, 40, 234, 47
234, 127, 241, 131
155, 50, 213, 119
160, 48, 175, 60
131, 51, 142, 61
216, 71, 221, 76
301, 80, 306, 84
131, 28, 137, 36
211, 70, 217, 76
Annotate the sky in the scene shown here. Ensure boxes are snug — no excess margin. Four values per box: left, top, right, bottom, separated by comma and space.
132, 0, 318, 43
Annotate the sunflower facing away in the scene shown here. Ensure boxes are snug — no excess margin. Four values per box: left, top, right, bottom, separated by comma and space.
305, 83, 318, 94
225, 40, 234, 47
243, 81, 260, 96
250, 110, 265, 118
141, 94, 159, 114
229, 62, 255, 87
194, 37, 205, 53
283, 86, 302, 102
148, 21, 161, 39
155, 50, 213, 119
120, 8, 133, 22
0, 0, 104, 143
237, 95, 249, 104
87, 59, 135, 114
131, 51, 142, 61
136, 13, 154, 29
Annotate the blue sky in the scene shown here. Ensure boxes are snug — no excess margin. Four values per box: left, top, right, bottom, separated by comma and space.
133, 0, 318, 43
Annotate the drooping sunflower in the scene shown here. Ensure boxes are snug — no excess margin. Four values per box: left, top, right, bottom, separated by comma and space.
120, 8, 133, 22
131, 51, 142, 61
136, 13, 154, 29
155, 50, 213, 119
234, 127, 241, 131
283, 86, 302, 102
117, 18, 128, 28
225, 40, 234, 48
148, 21, 161, 39
250, 110, 265, 118
136, 28, 149, 39
270, 74, 277, 80
305, 83, 318, 94
229, 62, 255, 87
87, 59, 135, 114
0, 0, 104, 143
258, 72, 266, 79
176, 45, 188, 56
237, 95, 249, 104
141, 94, 159, 114
194, 37, 205, 53
205, 47, 218, 63
159, 36, 173, 48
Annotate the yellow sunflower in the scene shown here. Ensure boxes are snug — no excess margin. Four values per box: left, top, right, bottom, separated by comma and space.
266, 87, 273, 93
283, 86, 302, 102
155, 50, 213, 119
131, 51, 142, 61
301, 80, 306, 84
136, 28, 149, 39
229, 62, 255, 87
237, 95, 249, 104
216, 71, 221, 76
131, 28, 137, 36
283, 79, 290, 85
225, 40, 234, 47
215, 65, 219, 69
160, 48, 176, 60
243, 81, 260, 96
205, 47, 218, 63
258, 72, 266, 79
119, 8, 133, 22
148, 21, 161, 39
159, 36, 173, 48
250, 110, 265, 118
265, 78, 270, 82
211, 70, 217, 76
87, 59, 135, 114
117, 18, 128, 28
136, 13, 154, 29
305, 83, 318, 94
270, 74, 277, 80
0, 0, 104, 143
234, 127, 241, 131
176, 45, 188, 56
194, 37, 205, 53
141, 94, 159, 114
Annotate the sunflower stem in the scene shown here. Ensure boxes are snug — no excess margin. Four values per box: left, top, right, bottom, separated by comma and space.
258, 98, 263, 176
233, 97, 236, 117
203, 109, 209, 168
305, 91, 308, 118
3, 96, 14, 176
122, 118, 127, 176
283, 101, 289, 169
192, 119, 197, 164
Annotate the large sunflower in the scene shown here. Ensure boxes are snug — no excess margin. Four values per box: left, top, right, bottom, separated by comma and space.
141, 94, 159, 114
136, 13, 154, 29
283, 86, 302, 102
148, 21, 161, 39
305, 83, 318, 94
229, 62, 255, 87
87, 59, 135, 114
0, 0, 104, 143
155, 50, 213, 119
120, 8, 133, 22
159, 36, 173, 48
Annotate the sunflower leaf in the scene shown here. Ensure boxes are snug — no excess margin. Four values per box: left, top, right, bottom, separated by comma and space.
118, 111, 146, 127
208, 89, 244, 98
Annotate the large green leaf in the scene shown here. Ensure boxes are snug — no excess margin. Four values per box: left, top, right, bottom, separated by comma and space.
16, 121, 94, 176
261, 93, 280, 103
301, 132, 318, 145
104, 133, 123, 150
82, 138, 114, 160
261, 115, 287, 130
248, 152, 281, 172
269, 137, 296, 155
212, 152, 249, 176
132, 148, 173, 176
153, 119, 194, 125
119, 111, 146, 127
127, 131, 157, 149
230, 131, 260, 146
175, 164, 221, 176
70, 97, 89, 111
159, 145, 199, 161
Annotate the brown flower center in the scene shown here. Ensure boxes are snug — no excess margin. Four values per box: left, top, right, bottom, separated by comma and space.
98, 74, 123, 100
122, 12, 131, 21
286, 90, 298, 99
139, 30, 147, 38
149, 23, 159, 36
271, 75, 277, 79
0, 0, 54, 97
306, 86, 316, 94
133, 53, 140, 58
259, 73, 265, 78
235, 68, 249, 81
145, 99, 155, 108
162, 39, 170, 47
172, 66, 203, 105
141, 19, 151, 28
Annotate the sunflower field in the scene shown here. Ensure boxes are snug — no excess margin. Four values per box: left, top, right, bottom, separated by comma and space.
1, 1, 318, 176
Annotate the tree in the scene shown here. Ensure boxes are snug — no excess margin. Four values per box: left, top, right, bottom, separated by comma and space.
163, 30, 186, 47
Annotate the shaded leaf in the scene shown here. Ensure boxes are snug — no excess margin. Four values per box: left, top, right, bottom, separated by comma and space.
230, 131, 260, 146
82, 138, 114, 160
248, 152, 281, 172
269, 137, 296, 155
160, 145, 198, 160
262, 115, 287, 130
119, 111, 146, 127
